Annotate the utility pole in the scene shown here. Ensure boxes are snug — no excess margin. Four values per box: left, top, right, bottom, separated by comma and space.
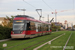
48, 15, 49, 23
71, 23, 73, 29
42, 17, 44, 21
55, 10, 57, 22
36, 9, 42, 20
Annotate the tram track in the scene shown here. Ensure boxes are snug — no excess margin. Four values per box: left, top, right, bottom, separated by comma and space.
4, 33, 62, 50
0, 35, 43, 46
4, 34, 51, 50
23, 34, 62, 50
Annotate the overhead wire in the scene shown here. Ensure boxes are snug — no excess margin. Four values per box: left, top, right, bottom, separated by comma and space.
23, 0, 54, 21
23, 0, 43, 20
42, 0, 54, 11
23, 0, 36, 9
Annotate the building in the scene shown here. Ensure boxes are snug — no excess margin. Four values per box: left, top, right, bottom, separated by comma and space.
0, 17, 5, 25
52, 22, 63, 27
0, 17, 9, 26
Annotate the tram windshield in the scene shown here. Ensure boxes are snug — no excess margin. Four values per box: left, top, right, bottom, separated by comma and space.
13, 20, 25, 30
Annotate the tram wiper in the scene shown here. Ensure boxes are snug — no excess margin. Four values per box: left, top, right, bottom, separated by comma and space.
18, 26, 23, 30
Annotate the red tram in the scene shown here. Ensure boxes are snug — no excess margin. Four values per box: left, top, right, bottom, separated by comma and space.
11, 15, 52, 38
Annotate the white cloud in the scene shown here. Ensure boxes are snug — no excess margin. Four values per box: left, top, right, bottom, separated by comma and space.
1, 0, 21, 3
0, 11, 39, 19
0, 8, 10, 10
57, 15, 75, 25
0, 11, 75, 25
1, 0, 35, 3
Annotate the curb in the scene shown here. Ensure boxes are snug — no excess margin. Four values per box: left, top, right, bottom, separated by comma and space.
0, 38, 11, 42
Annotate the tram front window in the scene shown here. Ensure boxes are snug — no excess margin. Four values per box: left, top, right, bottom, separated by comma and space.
13, 23, 24, 30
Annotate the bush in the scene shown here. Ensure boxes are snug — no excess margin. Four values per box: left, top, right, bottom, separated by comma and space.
51, 26, 61, 31
0, 25, 12, 40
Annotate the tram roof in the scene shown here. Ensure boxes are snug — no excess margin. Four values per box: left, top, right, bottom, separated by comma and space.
15, 15, 34, 19
14, 15, 51, 24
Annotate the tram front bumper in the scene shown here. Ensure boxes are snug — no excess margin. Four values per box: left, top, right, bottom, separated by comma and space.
11, 34, 25, 38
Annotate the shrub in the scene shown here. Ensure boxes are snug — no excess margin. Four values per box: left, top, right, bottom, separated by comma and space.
0, 25, 12, 40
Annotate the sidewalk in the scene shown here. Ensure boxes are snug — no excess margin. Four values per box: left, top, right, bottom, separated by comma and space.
0, 38, 11, 42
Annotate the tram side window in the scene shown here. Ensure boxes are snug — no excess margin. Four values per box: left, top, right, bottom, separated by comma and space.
43, 24, 46, 31
42, 24, 44, 31
46, 25, 48, 31
38, 24, 41, 32
49, 25, 50, 31
27, 21, 31, 30
30, 22, 36, 30
45, 24, 47, 31
41, 24, 43, 31
44, 24, 48, 31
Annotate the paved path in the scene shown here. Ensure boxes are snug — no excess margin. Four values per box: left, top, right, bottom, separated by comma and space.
0, 38, 11, 42
63, 33, 72, 50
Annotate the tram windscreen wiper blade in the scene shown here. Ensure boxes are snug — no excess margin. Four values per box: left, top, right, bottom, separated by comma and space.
18, 26, 23, 30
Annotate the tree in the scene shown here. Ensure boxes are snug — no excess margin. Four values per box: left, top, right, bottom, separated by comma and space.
51, 23, 56, 31
2, 18, 9, 26
7, 15, 15, 28
73, 25, 75, 28
51, 23, 61, 31
6, 15, 14, 23
2, 15, 15, 28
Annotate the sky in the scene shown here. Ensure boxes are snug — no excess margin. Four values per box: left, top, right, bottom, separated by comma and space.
0, 0, 75, 25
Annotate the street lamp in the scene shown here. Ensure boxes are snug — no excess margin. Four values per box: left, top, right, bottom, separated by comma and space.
17, 9, 26, 15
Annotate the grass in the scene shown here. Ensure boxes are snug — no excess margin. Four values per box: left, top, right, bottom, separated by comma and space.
65, 31, 75, 50
0, 31, 73, 50
6, 31, 63, 50
38, 31, 75, 50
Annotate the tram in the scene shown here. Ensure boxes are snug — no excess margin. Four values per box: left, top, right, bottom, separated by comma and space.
11, 15, 52, 38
